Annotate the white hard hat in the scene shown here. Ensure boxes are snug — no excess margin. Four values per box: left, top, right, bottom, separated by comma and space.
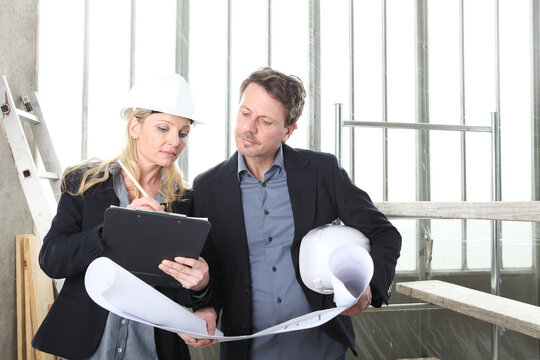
120, 73, 200, 123
299, 224, 372, 295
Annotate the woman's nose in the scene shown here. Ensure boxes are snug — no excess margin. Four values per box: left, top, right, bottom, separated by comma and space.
168, 132, 181, 146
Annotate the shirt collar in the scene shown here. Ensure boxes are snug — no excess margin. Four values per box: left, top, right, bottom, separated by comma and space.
237, 144, 285, 181
110, 163, 167, 205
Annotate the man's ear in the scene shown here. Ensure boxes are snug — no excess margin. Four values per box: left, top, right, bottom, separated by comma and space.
282, 123, 298, 142
128, 116, 141, 140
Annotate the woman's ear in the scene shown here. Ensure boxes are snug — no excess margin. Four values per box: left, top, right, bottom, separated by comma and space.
128, 116, 141, 140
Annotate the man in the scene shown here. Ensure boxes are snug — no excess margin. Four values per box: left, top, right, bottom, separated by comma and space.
188, 67, 401, 359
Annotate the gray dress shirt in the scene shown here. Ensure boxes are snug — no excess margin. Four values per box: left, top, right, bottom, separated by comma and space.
238, 145, 345, 360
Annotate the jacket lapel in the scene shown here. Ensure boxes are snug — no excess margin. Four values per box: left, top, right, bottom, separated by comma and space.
283, 144, 316, 250
211, 153, 251, 283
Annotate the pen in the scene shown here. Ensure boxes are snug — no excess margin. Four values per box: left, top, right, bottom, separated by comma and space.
117, 159, 150, 198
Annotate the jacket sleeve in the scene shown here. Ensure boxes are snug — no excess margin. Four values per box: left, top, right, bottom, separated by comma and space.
164, 188, 211, 308
330, 155, 402, 307
39, 188, 105, 279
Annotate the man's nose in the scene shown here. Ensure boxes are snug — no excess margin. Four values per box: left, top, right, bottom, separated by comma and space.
243, 116, 257, 132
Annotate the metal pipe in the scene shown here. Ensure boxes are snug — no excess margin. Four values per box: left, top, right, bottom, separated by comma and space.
491, 0, 501, 357
267, 0, 272, 67
81, 0, 90, 161
130, 0, 136, 88
415, 3, 430, 357
459, 0, 468, 270
531, 0, 540, 349
309, 0, 321, 151
175, 0, 190, 179
382, 0, 389, 201
225, 0, 232, 158
491, 111, 502, 360
348, 0, 355, 181
343, 120, 492, 132
335, 103, 343, 166
364, 302, 441, 313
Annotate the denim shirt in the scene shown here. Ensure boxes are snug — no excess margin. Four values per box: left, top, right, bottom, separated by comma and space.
84, 165, 160, 360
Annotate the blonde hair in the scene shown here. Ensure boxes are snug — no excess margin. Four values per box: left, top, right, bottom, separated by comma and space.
62, 110, 189, 211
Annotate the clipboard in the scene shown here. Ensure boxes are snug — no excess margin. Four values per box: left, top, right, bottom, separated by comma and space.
101, 206, 211, 289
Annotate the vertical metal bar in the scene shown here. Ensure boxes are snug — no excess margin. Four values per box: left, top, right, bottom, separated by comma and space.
382, 0, 389, 201
531, 3, 540, 358
176, 0, 189, 79
225, 0, 232, 158
459, 0, 468, 270
491, 0, 501, 357
415, 6, 430, 356
130, 0, 136, 88
348, 0, 355, 181
309, 0, 321, 151
491, 111, 502, 360
335, 103, 343, 166
81, 0, 90, 161
176, 0, 190, 179
415, 0, 431, 278
494, 0, 501, 114
35, 0, 40, 90
267, 0, 272, 67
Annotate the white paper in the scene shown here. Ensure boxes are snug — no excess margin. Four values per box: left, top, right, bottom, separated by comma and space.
85, 244, 373, 342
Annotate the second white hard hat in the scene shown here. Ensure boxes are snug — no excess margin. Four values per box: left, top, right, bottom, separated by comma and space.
120, 73, 199, 123
299, 224, 372, 295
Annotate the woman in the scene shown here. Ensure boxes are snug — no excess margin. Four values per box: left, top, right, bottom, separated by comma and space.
32, 74, 208, 360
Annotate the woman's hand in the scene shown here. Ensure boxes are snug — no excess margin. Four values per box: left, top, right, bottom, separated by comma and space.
126, 197, 164, 211
159, 256, 210, 291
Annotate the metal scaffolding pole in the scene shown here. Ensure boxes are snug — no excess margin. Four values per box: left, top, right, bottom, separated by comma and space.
348, 0, 356, 181
382, 0, 389, 201
81, 0, 90, 161
309, 0, 321, 151
531, 1, 540, 358
176, 0, 190, 179
491, 0, 501, 358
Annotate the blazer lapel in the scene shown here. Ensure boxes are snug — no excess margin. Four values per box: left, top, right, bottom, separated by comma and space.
283, 144, 316, 250
211, 153, 251, 283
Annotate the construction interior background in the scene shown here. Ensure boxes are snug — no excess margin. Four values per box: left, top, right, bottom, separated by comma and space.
2, 1, 540, 359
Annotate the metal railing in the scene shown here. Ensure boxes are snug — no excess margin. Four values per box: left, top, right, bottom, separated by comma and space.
334, 103, 502, 356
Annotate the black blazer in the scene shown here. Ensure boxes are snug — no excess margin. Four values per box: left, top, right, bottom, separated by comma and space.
32, 171, 200, 360
192, 144, 402, 360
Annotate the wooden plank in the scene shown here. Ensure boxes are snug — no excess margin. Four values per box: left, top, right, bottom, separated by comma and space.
396, 280, 540, 339
16, 235, 31, 360
24, 251, 36, 360
374, 201, 540, 222
23, 235, 56, 360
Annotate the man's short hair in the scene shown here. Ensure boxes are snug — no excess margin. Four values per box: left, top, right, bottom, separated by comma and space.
240, 67, 306, 127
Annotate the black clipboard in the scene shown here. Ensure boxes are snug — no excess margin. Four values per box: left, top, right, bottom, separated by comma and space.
101, 206, 211, 289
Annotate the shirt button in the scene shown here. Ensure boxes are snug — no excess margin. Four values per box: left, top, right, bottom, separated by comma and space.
262, 182, 267, 187
121, 319, 126, 325
272, 266, 277, 272
264, 209, 269, 215
117, 348, 123, 353
268, 237, 272, 242
277, 297, 282, 303
242, 323, 247, 329
244, 287, 249, 294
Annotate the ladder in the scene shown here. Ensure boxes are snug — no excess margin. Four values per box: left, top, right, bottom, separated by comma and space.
0, 75, 62, 242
